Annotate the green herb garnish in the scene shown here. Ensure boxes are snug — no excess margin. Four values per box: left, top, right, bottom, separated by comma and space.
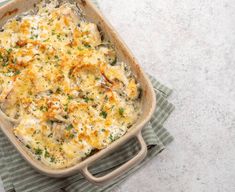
77, 47, 83, 51
40, 105, 48, 112
64, 103, 69, 111
57, 34, 62, 41
55, 87, 62, 94
119, 108, 124, 116
109, 134, 119, 142
43, 38, 50, 42
35, 148, 42, 155
68, 95, 73, 100
13, 58, 17, 64
109, 134, 114, 142
50, 156, 55, 162
30, 34, 38, 39
7, 48, 13, 54
2, 61, 8, 67
83, 97, 94, 103
52, 29, 56, 35
14, 70, 20, 76
84, 97, 89, 103
44, 150, 50, 158
110, 57, 117, 66
84, 44, 91, 48
100, 111, 107, 119
66, 124, 73, 131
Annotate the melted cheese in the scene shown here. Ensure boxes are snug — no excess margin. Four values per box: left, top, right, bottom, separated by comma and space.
0, 0, 141, 169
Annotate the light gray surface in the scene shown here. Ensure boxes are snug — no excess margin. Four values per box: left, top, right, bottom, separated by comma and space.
1, 0, 235, 191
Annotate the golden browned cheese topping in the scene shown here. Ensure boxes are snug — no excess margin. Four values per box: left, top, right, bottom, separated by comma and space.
0, 0, 141, 168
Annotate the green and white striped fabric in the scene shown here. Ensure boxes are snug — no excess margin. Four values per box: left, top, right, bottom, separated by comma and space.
0, 0, 8, 7
0, 1, 175, 192
0, 75, 174, 192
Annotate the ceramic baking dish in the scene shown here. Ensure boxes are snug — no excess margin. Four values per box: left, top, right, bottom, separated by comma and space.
0, 0, 156, 185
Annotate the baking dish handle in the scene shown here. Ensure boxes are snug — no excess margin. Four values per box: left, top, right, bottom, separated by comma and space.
81, 131, 147, 185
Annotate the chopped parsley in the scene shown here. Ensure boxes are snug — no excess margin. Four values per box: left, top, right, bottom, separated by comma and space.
110, 57, 117, 66
64, 103, 68, 112
85, 150, 91, 156
109, 134, 119, 142
34, 148, 43, 155
66, 124, 73, 131
2, 61, 8, 67
84, 97, 89, 103
50, 156, 56, 163
69, 133, 75, 139
44, 150, 50, 158
14, 70, 20, 76
109, 134, 114, 142
100, 111, 107, 119
32, 130, 37, 136
40, 105, 48, 112
30, 34, 38, 39
84, 44, 91, 48
51, 29, 56, 35
63, 115, 68, 119
7, 48, 13, 54
13, 58, 17, 65
68, 95, 73, 100
47, 120, 54, 126
104, 95, 108, 101
43, 38, 50, 42
26, 144, 31, 149
83, 97, 94, 103
55, 87, 62, 94
57, 34, 62, 41
119, 108, 124, 116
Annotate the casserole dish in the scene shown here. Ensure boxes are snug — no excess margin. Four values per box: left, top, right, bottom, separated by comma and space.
0, 0, 156, 185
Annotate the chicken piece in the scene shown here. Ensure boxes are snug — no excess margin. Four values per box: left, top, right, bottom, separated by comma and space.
52, 122, 66, 140
0, 78, 13, 102
13, 115, 40, 145
126, 79, 139, 100
101, 64, 128, 85
45, 97, 68, 122
59, 4, 80, 25
98, 46, 117, 65
80, 22, 101, 46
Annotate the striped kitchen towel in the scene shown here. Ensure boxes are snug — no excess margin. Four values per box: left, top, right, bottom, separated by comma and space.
0, 1, 175, 192
0, 75, 174, 192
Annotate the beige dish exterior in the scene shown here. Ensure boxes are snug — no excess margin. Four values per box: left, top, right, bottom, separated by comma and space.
0, 0, 156, 185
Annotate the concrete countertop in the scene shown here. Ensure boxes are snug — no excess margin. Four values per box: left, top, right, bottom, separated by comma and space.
97, 0, 235, 191
1, 0, 235, 191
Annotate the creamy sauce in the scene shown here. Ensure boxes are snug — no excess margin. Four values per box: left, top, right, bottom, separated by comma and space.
0, 0, 141, 168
